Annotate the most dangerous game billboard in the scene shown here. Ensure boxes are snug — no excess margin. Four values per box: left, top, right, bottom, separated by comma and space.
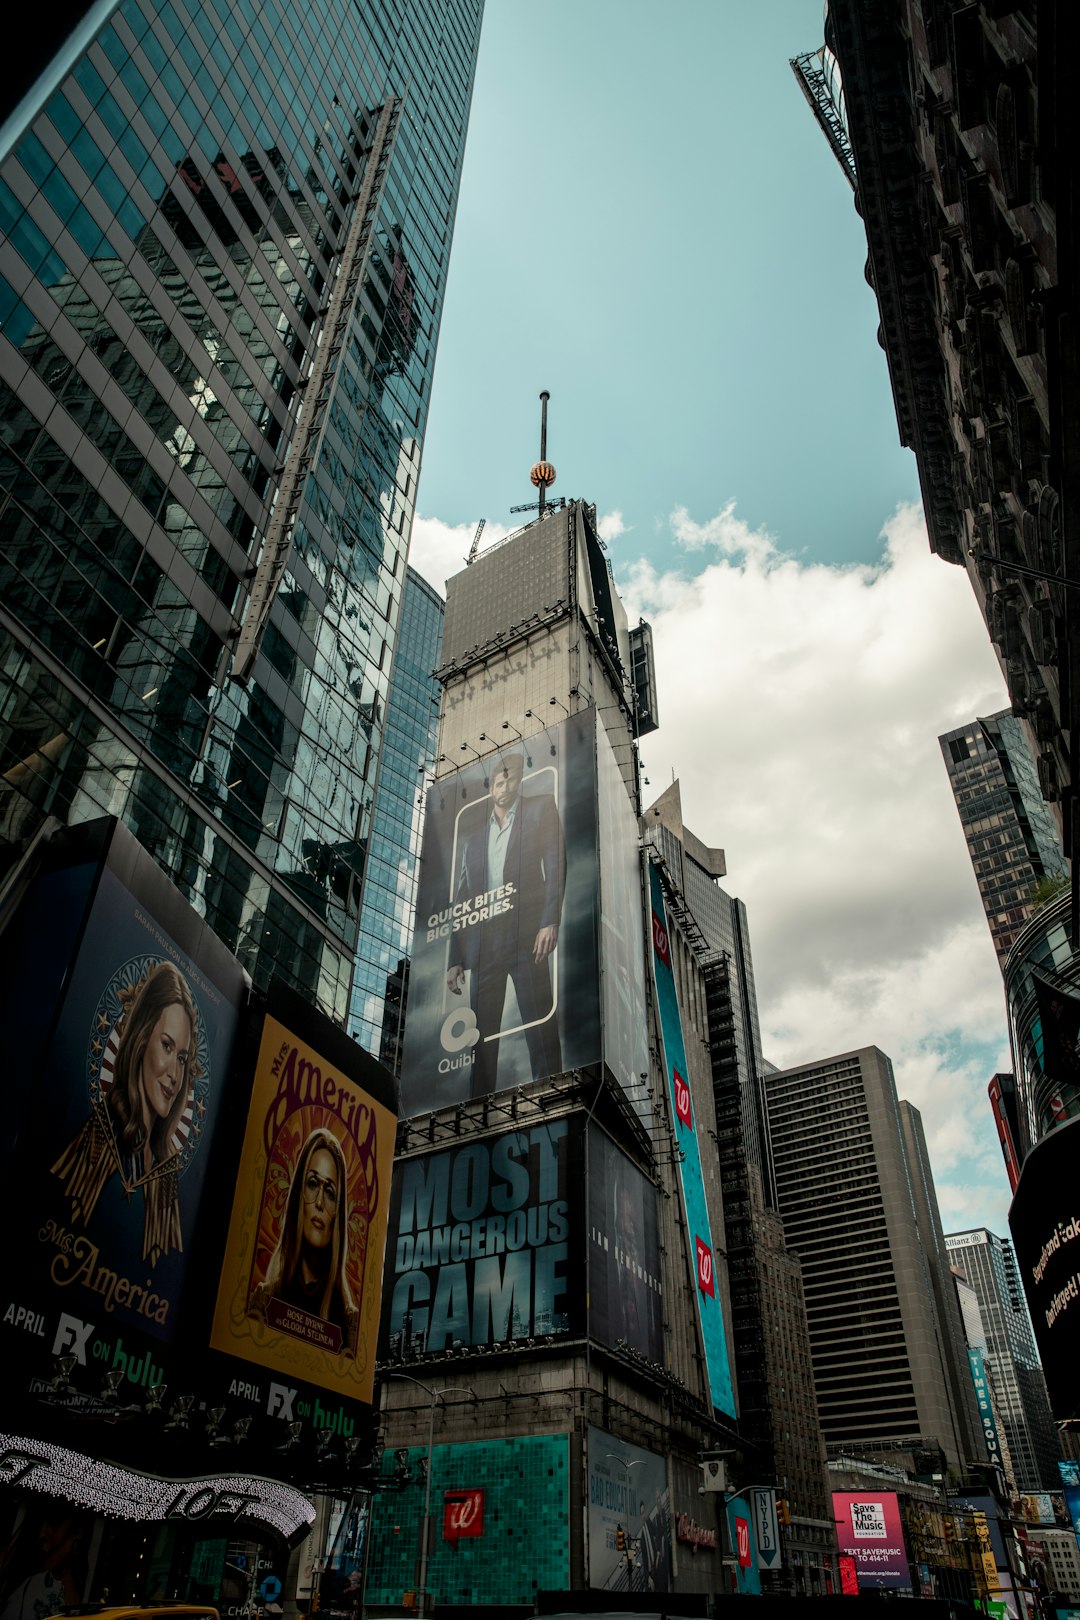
380, 1119, 584, 1356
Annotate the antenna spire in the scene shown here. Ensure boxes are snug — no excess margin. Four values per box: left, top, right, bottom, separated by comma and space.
530, 390, 556, 515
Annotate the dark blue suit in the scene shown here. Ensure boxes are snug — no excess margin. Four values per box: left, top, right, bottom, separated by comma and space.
448, 790, 565, 1095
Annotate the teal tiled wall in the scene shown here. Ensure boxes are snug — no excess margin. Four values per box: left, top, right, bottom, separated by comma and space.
366, 1433, 570, 1605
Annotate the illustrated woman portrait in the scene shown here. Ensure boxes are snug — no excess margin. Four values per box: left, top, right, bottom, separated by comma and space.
52, 960, 203, 1264
249, 1127, 359, 1356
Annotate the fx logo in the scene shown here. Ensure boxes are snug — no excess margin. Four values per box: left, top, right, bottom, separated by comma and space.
52, 1313, 94, 1364
674, 1069, 692, 1129
695, 1237, 715, 1298
268, 1382, 297, 1420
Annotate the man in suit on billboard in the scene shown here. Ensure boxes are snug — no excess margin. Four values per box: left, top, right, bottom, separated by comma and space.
446, 753, 565, 1095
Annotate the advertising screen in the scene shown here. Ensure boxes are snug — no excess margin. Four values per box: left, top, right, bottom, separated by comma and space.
587, 1427, 670, 1594
596, 720, 649, 1111
832, 1492, 911, 1590
1008, 1116, 1080, 1416
648, 862, 735, 1418
211, 985, 397, 1404
379, 1118, 583, 1356
587, 1129, 663, 1360
6, 819, 245, 1346
399, 708, 601, 1116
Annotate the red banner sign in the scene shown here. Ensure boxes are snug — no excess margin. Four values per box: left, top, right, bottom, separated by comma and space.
443, 1487, 484, 1545
736, 1516, 751, 1567
651, 912, 671, 969
674, 1068, 692, 1129
695, 1236, 715, 1297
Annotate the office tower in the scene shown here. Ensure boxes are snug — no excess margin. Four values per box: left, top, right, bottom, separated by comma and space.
368, 498, 745, 1605
0, 0, 483, 1016
940, 710, 1068, 964
348, 563, 443, 1065
944, 1228, 1061, 1492
644, 782, 833, 1594
794, 6, 1076, 864
898, 1101, 987, 1467
766, 1046, 973, 1477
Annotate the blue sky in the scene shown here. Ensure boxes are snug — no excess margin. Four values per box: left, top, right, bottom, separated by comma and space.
409, 1, 1017, 1238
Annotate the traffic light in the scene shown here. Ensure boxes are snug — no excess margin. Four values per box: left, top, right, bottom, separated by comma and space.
310, 1591, 321, 1615
777, 1498, 791, 1527
616, 1526, 626, 1551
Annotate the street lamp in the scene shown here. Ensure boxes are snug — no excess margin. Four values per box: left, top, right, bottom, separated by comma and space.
386, 1372, 474, 1617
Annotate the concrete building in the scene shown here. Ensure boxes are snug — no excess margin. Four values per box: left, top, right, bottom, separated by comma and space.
367, 499, 744, 1605
1032, 1527, 1080, 1600
944, 1227, 1060, 1491
348, 563, 443, 1066
645, 781, 834, 1592
0, 0, 482, 1016
766, 1047, 977, 1479
795, 3, 1078, 867
939, 710, 1068, 964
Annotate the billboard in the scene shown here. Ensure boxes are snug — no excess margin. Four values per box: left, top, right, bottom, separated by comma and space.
587, 1129, 663, 1360
648, 861, 735, 1418
1007, 1116, 1080, 1415
832, 1492, 911, 1590
1058, 1461, 1080, 1537
211, 984, 397, 1403
968, 1347, 1005, 1471
379, 1118, 583, 1356
587, 1427, 670, 1594
400, 707, 598, 1113
596, 719, 649, 1102
5, 819, 245, 1345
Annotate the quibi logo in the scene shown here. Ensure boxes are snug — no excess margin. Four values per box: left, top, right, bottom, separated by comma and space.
438, 1007, 478, 1073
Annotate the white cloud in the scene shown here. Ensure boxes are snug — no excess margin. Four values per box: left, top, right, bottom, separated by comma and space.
621, 500, 1015, 1235
598, 509, 628, 544
407, 513, 512, 596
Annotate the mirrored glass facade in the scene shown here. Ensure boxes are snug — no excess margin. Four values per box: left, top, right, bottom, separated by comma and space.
347, 562, 442, 1065
0, 0, 482, 1017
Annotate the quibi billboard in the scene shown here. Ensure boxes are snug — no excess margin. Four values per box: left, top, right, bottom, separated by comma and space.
399, 706, 647, 1117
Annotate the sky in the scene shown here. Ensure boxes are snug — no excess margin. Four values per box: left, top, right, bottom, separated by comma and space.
407, 1, 1016, 1236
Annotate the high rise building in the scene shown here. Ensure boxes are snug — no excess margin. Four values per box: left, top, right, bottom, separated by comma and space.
944, 1228, 1061, 1492
366, 498, 748, 1605
939, 709, 1067, 964
0, 0, 483, 1018
898, 1101, 987, 1468
766, 1046, 977, 1478
348, 562, 443, 1065
794, 6, 1077, 866
644, 781, 833, 1590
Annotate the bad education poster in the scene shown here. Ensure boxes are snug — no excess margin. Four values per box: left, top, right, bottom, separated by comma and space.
399, 708, 601, 1115
6, 820, 245, 1345
212, 992, 396, 1402
379, 1118, 584, 1356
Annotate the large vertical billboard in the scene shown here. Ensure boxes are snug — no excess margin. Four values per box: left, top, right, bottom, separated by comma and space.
587, 1129, 663, 1360
648, 862, 735, 1418
1007, 1115, 1080, 1416
596, 720, 649, 1101
400, 709, 597, 1113
6, 818, 245, 1345
587, 1427, 670, 1594
968, 1347, 1005, 1471
832, 1492, 911, 1590
211, 984, 397, 1404
379, 1118, 584, 1356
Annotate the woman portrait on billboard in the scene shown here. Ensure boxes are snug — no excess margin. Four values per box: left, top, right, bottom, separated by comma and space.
249, 1126, 359, 1356
52, 960, 202, 1264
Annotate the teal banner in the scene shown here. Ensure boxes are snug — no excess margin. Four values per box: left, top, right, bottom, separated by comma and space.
648, 863, 735, 1417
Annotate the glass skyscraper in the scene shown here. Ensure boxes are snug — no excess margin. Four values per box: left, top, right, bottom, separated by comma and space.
0, 0, 482, 1018
944, 1228, 1061, 1492
348, 561, 442, 1066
